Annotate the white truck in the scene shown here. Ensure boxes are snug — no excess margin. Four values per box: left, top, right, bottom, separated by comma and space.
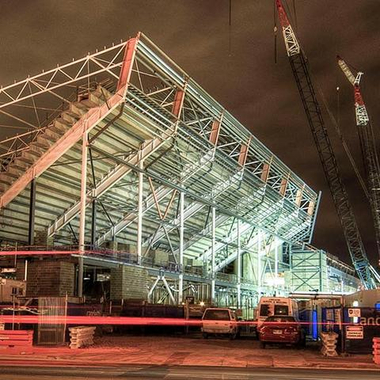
201, 307, 238, 339
256, 297, 299, 329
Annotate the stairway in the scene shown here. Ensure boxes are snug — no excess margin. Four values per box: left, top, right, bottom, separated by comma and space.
0, 86, 112, 194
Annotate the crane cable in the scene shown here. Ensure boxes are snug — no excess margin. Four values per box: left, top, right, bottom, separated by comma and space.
228, 0, 232, 57
282, 0, 369, 199
274, 0, 278, 63
292, 0, 298, 31
337, 66, 368, 185
338, 57, 380, 195
316, 80, 369, 200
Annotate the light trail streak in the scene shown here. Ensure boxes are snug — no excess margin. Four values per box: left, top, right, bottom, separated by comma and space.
0, 315, 203, 326
0, 315, 377, 327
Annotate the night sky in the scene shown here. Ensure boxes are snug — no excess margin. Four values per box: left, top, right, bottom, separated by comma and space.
0, 1, 379, 267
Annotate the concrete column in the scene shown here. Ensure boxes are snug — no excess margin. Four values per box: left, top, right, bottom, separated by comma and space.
25, 260, 75, 297
178, 191, 184, 304
78, 131, 88, 298
211, 207, 216, 303
110, 265, 149, 300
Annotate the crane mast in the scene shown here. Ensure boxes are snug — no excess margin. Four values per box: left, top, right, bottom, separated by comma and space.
275, 0, 379, 289
337, 56, 380, 264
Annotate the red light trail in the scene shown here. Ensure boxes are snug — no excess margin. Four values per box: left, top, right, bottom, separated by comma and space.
0, 315, 378, 327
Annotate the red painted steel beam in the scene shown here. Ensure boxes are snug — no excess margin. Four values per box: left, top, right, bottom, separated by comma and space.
279, 178, 288, 196
275, 0, 291, 28
238, 137, 252, 167
172, 89, 185, 118
117, 34, 140, 93
209, 120, 221, 146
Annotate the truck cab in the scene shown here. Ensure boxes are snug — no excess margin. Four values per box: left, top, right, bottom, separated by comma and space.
257, 297, 298, 330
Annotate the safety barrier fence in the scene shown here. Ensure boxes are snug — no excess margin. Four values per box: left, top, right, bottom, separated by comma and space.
374, 337, 380, 365
320, 331, 338, 357
0, 330, 33, 347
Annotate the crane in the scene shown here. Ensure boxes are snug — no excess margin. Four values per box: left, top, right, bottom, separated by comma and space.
275, 0, 380, 289
337, 56, 380, 263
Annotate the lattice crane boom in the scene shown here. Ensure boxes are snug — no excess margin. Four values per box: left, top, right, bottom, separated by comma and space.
337, 56, 369, 125
275, 0, 379, 289
338, 56, 380, 267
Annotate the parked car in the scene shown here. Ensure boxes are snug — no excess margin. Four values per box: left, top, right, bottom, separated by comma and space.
258, 315, 305, 348
201, 308, 238, 339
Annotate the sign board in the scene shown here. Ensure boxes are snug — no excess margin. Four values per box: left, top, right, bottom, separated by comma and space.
348, 308, 361, 318
346, 325, 364, 339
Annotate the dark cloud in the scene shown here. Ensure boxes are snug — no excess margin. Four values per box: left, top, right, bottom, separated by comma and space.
0, 0, 379, 267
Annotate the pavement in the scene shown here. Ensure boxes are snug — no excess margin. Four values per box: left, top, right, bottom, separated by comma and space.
0, 335, 378, 371
1, 366, 380, 380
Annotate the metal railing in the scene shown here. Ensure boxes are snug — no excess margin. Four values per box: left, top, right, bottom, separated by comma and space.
0, 244, 253, 287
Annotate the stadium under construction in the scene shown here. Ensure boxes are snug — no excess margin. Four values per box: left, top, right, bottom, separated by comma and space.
0, 33, 360, 311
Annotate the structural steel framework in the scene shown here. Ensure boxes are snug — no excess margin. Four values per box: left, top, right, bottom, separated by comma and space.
0, 33, 324, 302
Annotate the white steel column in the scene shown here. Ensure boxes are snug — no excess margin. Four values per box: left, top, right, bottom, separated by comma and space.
137, 159, 144, 264
78, 131, 88, 298
257, 229, 262, 294
275, 238, 279, 294
275, 239, 279, 279
178, 191, 184, 304
211, 207, 216, 303
237, 218, 241, 308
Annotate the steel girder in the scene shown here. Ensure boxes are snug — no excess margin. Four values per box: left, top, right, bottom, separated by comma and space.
0, 34, 318, 266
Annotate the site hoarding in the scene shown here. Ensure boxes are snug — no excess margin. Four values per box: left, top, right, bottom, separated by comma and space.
322, 306, 380, 353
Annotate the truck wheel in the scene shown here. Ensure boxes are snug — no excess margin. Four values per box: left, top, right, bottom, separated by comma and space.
230, 332, 237, 340
202, 333, 208, 339
260, 341, 266, 349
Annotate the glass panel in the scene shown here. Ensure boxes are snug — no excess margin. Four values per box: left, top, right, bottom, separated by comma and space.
274, 305, 289, 315
260, 304, 270, 316
203, 309, 230, 320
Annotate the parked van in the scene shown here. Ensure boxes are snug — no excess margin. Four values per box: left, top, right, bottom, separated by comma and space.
257, 297, 298, 329
201, 307, 238, 339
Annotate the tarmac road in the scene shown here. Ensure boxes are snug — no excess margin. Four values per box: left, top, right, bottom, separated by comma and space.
0, 365, 379, 380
